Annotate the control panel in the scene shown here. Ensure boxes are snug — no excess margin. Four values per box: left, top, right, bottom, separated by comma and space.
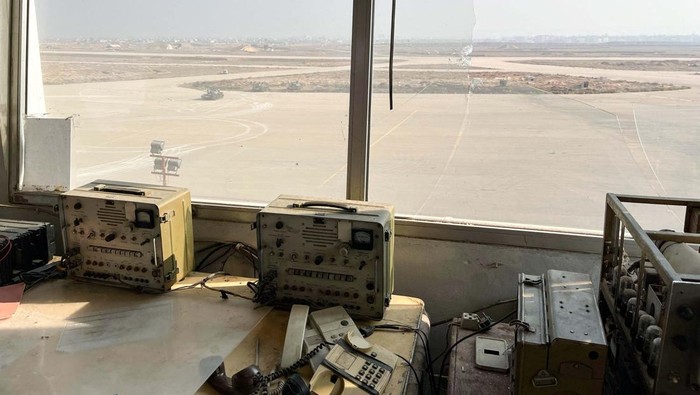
62, 180, 194, 292
257, 195, 394, 319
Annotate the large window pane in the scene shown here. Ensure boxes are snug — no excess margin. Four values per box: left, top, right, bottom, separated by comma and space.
34, 0, 352, 204
370, 0, 700, 231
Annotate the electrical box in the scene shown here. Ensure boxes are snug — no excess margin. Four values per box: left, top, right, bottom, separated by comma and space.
62, 180, 194, 292
256, 195, 394, 319
513, 270, 607, 395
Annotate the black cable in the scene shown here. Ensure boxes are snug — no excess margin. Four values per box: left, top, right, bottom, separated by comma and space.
436, 309, 516, 387
203, 284, 254, 301
251, 271, 277, 305
431, 298, 517, 327
197, 244, 235, 272
389, 0, 397, 110
254, 343, 326, 395
433, 309, 515, 365
444, 322, 458, 364
173, 271, 254, 301
196, 241, 259, 273
196, 243, 230, 271
413, 328, 435, 394
202, 281, 254, 301
436, 322, 459, 394
195, 242, 226, 255
17, 264, 66, 290
371, 324, 434, 394
395, 353, 422, 395
234, 244, 260, 276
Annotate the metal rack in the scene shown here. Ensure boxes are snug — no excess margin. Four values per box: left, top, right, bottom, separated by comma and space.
601, 193, 700, 394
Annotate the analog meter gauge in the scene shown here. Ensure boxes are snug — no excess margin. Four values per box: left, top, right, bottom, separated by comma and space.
352, 229, 374, 250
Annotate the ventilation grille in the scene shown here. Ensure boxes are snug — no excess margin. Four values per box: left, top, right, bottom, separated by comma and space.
97, 206, 127, 226
301, 224, 336, 247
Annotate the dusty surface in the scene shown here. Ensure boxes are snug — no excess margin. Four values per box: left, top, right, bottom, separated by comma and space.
513, 58, 700, 72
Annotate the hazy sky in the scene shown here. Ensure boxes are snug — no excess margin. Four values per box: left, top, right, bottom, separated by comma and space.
35, 0, 699, 40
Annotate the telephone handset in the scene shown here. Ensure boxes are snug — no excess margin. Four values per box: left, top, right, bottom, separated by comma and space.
281, 305, 310, 369
309, 330, 398, 395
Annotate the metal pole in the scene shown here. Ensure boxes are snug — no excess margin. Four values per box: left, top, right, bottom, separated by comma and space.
161, 155, 166, 186
346, 0, 375, 201
8, 0, 29, 200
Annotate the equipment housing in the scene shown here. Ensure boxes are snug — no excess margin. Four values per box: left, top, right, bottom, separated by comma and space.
62, 180, 194, 292
256, 195, 394, 319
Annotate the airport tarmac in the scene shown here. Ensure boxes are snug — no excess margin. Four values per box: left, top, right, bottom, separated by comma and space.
42, 53, 700, 232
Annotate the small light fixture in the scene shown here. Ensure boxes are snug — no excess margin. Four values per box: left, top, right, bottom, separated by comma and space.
150, 140, 165, 155
166, 158, 182, 173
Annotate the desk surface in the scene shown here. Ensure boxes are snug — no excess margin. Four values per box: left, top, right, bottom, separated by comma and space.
0, 274, 270, 394
199, 294, 428, 395
0, 274, 426, 395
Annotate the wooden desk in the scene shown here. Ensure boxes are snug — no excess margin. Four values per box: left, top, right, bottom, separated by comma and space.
197, 294, 429, 395
446, 322, 514, 395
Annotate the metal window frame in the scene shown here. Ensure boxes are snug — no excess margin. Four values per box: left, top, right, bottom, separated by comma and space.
8, 0, 28, 203
346, 0, 374, 201
191, 202, 604, 254
5, 0, 608, 256
8, 0, 66, 207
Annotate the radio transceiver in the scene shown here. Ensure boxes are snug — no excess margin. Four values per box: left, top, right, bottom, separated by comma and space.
62, 180, 194, 292
256, 195, 394, 319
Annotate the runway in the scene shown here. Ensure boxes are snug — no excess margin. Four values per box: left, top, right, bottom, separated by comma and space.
42, 51, 700, 231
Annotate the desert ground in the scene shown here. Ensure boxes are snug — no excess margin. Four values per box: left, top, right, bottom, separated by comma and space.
39, 41, 700, 231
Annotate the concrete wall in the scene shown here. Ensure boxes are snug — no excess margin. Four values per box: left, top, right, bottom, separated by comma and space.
394, 237, 600, 323
392, 236, 600, 369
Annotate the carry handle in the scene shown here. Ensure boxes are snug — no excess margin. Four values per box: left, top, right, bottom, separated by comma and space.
93, 184, 146, 196
291, 201, 357, 213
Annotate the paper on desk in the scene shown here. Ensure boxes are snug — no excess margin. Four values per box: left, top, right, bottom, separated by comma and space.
0, 279, 272, 395
57, 299, 172, 352
0, 283, 25, 320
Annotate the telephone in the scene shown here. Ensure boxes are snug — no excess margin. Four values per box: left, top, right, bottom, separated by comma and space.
283, 305, 358, 369
309, 330, 398, 395
278, 305, 396, 395
310, 306, 360, 344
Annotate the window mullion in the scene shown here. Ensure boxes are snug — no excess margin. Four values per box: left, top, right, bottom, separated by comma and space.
346, 0, 375, 201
